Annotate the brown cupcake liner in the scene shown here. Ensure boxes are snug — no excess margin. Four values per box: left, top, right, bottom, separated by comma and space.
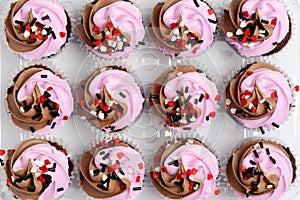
221, 136, 300, 200
223, 57, 298, 134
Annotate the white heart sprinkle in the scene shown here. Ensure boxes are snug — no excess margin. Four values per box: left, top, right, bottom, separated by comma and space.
245, 95, 251, 100
269, 104, 273, 110
41, 29, 48, 35
225, 99, 231, 106
108, 101, 114, 106
177, 72, 183, 76
259, 99, 266, 104
98, 111, 105, 120
179, 119, 188, 124
259, 29, 266, 34
165, 130, 172, 137
20, 106, 25, 113
105, 31, 111, 36
117, 41, 123, 50
179, 21, 185, 27
190, 117, 197, 122
171, 36, 177, 42
122, 37, 127, 42
173, 96, 179, 102
173, 28, 179, 36
90, 170, 94, 176
31, 25, 38, 32
90, 110, 97, 116
117, 36, 121, 41
34, 172, 41, 177
185, 43, 192, 50
193, 82, 199, 89
187, 139, 194, 144
189, 176, 195, 181
248, 103, 254, 109
107, 40, 112, 46
230, 108, 237, 114
236, 29, 243, 36
226, 32, 233, 38
24, 30, 30, 38
102, 174, 108, 181
100, 46, 107, 52
259, 34, 265, 38
184, 30, 189, 34
240, 21, 247, 28
155, 167, 161, 172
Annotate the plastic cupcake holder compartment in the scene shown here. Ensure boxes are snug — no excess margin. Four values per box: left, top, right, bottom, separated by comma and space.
1, 0, 300, 199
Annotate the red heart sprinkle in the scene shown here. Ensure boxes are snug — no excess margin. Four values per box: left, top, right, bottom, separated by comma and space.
215, 189, 221, 195
7, 178, 13, 184
138, 162, 143, 169
168, 101, 175, 107
242, 11, 249, 17
205, 93, 210, 99
192, 48, 198, 54
109, 166, 115, 172
39, 166, 48, 173
294, 85, 299, 92
30, 33, 36, 40
94, 99, 99, 106
180, 172, 187, 179
161, 166, 167, 172
207, 173, 213, 180
103, 105, 109, 112
105, 35, 111, 40
92, 26, 100, 33
136, 176, 141, 182
54, 103, 60, 110
189, 181, 195, 186
165, 116, 170, 122
106, 22, 113, 29
271, 91, 278, 98
189, 185, 193, 190
60, 149, 67, 155
244, 29, 251, 36
25, 24, 31, 30
208, 9, 214, 15
113, 29, 120, 36
241, 99, 248, 106
170, 23, 178, 29
44, 159, 51, 165
63, 116, 68, 120
120, 183, 126, 190
191, 168, 198, 175
251, 35, 257, 42
251, 106, 257, 113
214, 95, 221, 101
241, 166, 247, 173
37, 95, 46, 104
271, 18, 277, 26
37, 34, 43, 40
242, 36, 247, 43
94, 40, 101, 46
47, 87, 53, 91
209, 112, 216, 118
152, 171, 159, 179
0, 149, 5, 156
252, 98, 258, 105
59, 32, 66, 38
113, 138, 120, 144
246, 71, 253, 75
186, 169, 192, 176
117, 152, 124, 159
57, 74, 62, 79
244, 90, 252, 96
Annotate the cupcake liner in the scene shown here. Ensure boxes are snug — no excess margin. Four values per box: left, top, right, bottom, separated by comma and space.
5, 59, 74, 137
150, 131, 223, 200
221, 0, 296, 59
1, 0, 75, 61
77, 133, 147, 200
149, 58, 221, 134
222, 136, 300, 200
223, 58, 298, 135
0, 136, 76, 200
76, 0, 146, 59
74, 55, 145, 134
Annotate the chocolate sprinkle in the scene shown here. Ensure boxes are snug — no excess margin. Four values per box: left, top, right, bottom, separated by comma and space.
32, 113, 41, 120
249, 160, 256, 165
0, 159, 4, 166
269, 156, 276, 164
47, 120, 52, 125
111, 172, 119, 180
151, 95, 158, 99
261, 19, 269, 24
44, 91, 51, 98
138, 41, 145, 45
100, 163, 107, 172
250, 167, 255, 177
119, 92, 126, 98
57, 187, 64, 192
14, 20, 23, 26
253, 150, 259, 158
183, 127, 191, 130
48, 167, 56, 172
185, 86, 189, 93
42, 15, 50, 20
266, 148, 270, 155
272, 42, 278, 46
51, 122, 56, 129
34, 105, 42, 112
194, 98, 198, 105
53, 163, 57, 169
7, 87, 13, 94
29, 126, 35, 133
133, 187, 142, 191
259, 127, 265, 134
176, 90, 184, 96
15, 177, 23, 183
41, 74, 48, 78
193, 0, 199, 7
93, 169, 100, 176
28, 187, 35, 192
168, 159, 179, 167
208, 19, 217, 24
50, 112, 60, 118
99, 151, 105, 155
96, 93, 101, 99
199, 94, 204, 102
30, 18, 37, 26
272, 122, 279, 128
51, 31, 56, 39
206, 116, 209, 121
102, 153, 110, 160
259, 142, 264, 148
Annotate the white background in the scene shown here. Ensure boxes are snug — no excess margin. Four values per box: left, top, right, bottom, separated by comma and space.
1, 0, 300, 199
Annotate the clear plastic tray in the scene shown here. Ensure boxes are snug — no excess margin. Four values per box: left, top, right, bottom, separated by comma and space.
1, 0, 300, 199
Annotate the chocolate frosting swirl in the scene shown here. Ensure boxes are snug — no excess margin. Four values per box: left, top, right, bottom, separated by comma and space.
151, 139, 219, 199
227, 140, 296, 199
5, 139, 73, 200
80, 139, 145, 199
76, 66, 144, 132
6, 65, 73, 135
225, 62, 293, 130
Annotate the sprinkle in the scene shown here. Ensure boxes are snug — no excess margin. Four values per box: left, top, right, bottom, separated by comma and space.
249, 160, 256, 165
176, 90, 184, 96
177, 72, 183, 76
41, 74, 47, 78
151, 95, 158, 99
44, 91, 51, 98
42, 15, 50, 20
102, 153, 110, 160
119, 92, 126, 98
138, 41, 145, 45
62, 116, 68, 120
51, 122, 56, 129
51, 31, 56, 39
266, 148, 270, 155
138, 163, 144, 169
59, 32, 66, 38
226, 32, 233, 38
272, 122, 279, 128
31, 25, 38, 32
259, 127, 265, 134
90, 111, 97, 116
208, 8, 214, 15
269, 156, 276, 164
207, 173, 213, 180
259, 142, 264, 148
208, 19, 217, 24
15, 20, 24, 26
240, 21, 247, 28
266, 184, 274, 189
133, 187, 141, 191
168, 160, 179, 167
24, 30, 30, 38
155, 166, 161, 172
136, 176, 141, 182
261, 19, 269, 24
272, 42, 278, 46
253, 150, 259, 158
226, 99, 231, 105
30, 18, 37, 26
215, 189, 221, 195
193, 0, 199, 7
183, 127, 191, 130
30, 126, 35, 133
271, 18, 277, 26
236, 29, 243, 36
230, 108, 237, 114
28, 187, 35, 192
165, 130, 172, 137
199, 94, 204, 102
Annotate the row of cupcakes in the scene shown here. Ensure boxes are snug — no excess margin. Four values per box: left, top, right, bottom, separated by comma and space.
0, 134, 298, 200
5, 61, 299, 135
4, 0, 293, 60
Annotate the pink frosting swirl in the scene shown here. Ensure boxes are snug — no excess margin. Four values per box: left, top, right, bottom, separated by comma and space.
17, 69, 73, 135
236, 143, 293, 200
12, 143, 70, 200
161, 0, 217, 58
224, 0, 289, 57
93, 145, 145, 200
12, 0, 69, 60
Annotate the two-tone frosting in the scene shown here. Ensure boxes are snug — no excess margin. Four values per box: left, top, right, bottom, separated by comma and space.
151, 139, 219, 199
225, 62, 293, 131
76, 66, 144, 132
150, 66, 219, 131
149, 0, 217, 58
5, 0, 70, 60
227, 140, 296, 200
6, 65, 73, 135
222, 0, 291, 57
78, 0, 145, 58
80, 139, 145, 199
5, 139, 73, 200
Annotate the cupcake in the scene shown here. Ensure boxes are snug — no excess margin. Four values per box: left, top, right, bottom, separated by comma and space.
226, 139, 297, 200
225, 62, 293, 132
6, 65, 73, 135
80, 138, 145, 199
78, 0, 145, 58
5, 0, 71, 60
5, 138, 73, 200
222, 0, 291, 57
148, 0, 217, 58
150, 138, 219, 199
76, 66, 144, 132
150, 66, 219, 131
